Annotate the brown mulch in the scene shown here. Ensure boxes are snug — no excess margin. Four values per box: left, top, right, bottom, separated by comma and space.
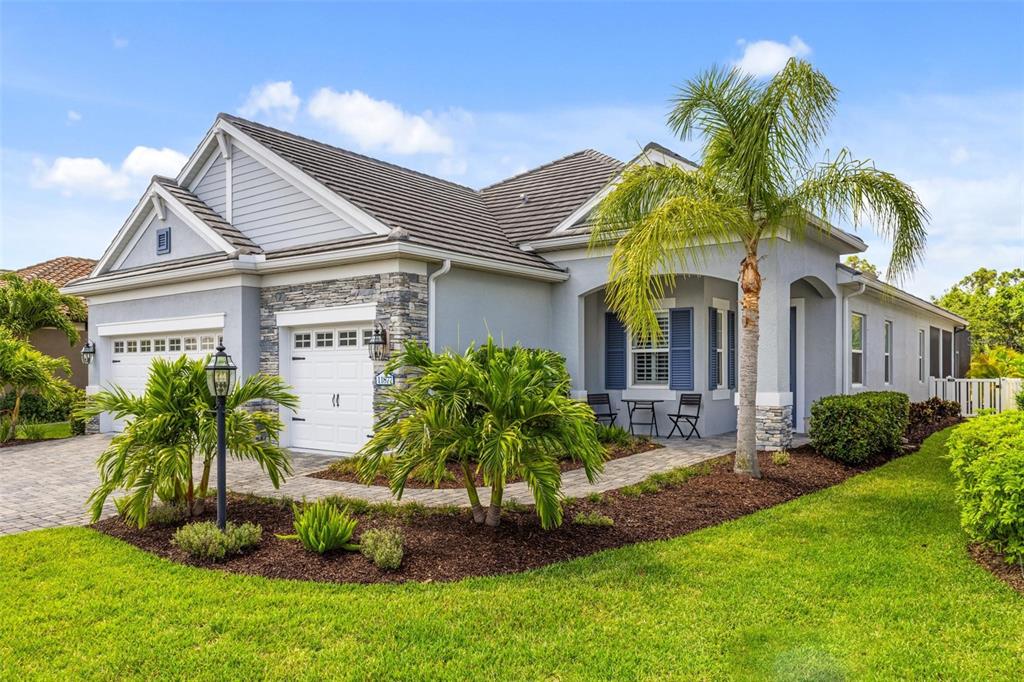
308, 439, 662, 489
0, 439, 46, 449
969, 544, 1024, 593
94, 446, 876, 585
907, 416, 963, 445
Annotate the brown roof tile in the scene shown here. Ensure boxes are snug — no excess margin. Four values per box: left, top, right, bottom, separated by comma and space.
16, 256, 97, 287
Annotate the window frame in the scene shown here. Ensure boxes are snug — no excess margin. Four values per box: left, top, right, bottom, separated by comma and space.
168, 338, 182, 353
883, 320, 893, 385
714, 308, 726, 390
917, 329, 925, 383
628, 310, 670, 388
850, 312, 865, 387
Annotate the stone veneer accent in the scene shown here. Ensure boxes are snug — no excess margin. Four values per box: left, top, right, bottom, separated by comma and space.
756, 405, 793, 450
259, 272, 428, 412
84, 415, 101, 435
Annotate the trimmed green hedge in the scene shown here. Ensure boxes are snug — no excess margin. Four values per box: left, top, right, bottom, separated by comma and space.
808, 391, 910, 464
0, 386, 84, 424
947, 412, 1024, 564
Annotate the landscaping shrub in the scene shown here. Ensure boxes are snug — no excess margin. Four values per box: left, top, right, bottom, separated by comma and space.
172, 521, 262, 561
359, 528, 404, 569
771, 450, 791, 466
906, 397, 962, 443
279, 499, 359, 554
1017, 389, 1024, 412
808, 391, 910, 464
19, 422, 47, 440
0, 416, 13, 442
148, 503, 187, 526
0, 386, 83, 424
947, 412, 1024, 564
572, 511, 614, 527
595, 423, 632, 447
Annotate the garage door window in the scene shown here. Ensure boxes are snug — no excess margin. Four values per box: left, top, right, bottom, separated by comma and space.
338, 330, 358, 346
126, 340, 138, 353
315, 331, 334, 348
294, 333, 311, 349
184, 337, 197, 351
113, 341, 125, 353
200, 336, 215, 351
168, 338, 182, 352
140, 339, 152, 353
153, 339, 165, 352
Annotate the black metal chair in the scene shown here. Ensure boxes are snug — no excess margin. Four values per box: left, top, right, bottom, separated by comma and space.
667, 393, 702, 440
586, 393, 618, 426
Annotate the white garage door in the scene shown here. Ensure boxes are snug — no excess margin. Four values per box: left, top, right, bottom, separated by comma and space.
107, 330, 222, 430
287, 326, 375, 454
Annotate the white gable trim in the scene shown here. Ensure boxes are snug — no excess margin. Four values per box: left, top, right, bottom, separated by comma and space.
275, 303, 376, 328
97, 313, 225, 337
215, 118, 392, 238
152, 183, 236, 253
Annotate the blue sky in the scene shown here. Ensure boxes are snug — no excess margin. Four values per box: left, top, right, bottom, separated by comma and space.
2, 1, 1022, 297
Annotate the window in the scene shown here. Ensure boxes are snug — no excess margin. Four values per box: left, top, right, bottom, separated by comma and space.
338, 330, 358, 346
184, 337, 198, 352
630, 311, 670, 386
126, 340, 138, 353
363, 329, 373, 346
153, 339, 166, 353
156, 227, 171, 255
713, 308, 726, 389
883, 321, 893, 384
113, 341, 125, 354
917, 329, 925, 382
139, 339, 152, 353
294, 332, 311, 349
200, 336, 215, 351
168, 338, 182, 352
850, 313, 865, 386
315, 331, 334, 348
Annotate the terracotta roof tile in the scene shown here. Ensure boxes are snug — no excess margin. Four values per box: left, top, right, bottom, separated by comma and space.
16, 256, 97, 287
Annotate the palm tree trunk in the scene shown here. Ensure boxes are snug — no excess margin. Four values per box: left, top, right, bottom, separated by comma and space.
6, 391, 23, 442
736, 250, 763, 478
461, 461, 486, 523
485, 482, 503, 527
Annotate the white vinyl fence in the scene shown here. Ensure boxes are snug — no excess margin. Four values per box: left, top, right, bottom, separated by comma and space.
929, 377, 1024, 417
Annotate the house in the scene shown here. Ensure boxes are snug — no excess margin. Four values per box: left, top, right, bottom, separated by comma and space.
15, 256, 97, 389
63, 114, 968, 452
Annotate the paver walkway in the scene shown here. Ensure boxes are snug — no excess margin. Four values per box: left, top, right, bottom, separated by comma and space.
0, 432, 806, 534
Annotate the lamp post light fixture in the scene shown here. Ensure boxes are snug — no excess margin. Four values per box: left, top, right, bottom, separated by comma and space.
80, 340, 96, 366
366, 322, 389, 362
205, 343, 237, 531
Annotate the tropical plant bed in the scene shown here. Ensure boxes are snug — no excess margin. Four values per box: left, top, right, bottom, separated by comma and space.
94, 445, 879, 584
308, 438, 661, 489
969, 544, 1024, 593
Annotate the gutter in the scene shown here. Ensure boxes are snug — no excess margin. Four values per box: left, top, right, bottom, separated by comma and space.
427, 259, 453, 350
842, 282, 867, 394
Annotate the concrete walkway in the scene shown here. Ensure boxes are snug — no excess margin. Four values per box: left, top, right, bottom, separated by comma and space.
0, 432, 805, 534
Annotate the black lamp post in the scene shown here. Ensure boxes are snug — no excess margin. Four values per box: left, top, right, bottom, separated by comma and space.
80, 340, 96, 366
367, 322, 389, 362
205, 343, 237, 531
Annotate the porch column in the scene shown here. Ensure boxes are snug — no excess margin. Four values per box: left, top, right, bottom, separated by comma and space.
752, 269, 793, 450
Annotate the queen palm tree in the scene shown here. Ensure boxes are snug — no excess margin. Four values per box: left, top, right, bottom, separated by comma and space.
0, 328, 72, 440
591, 59, 928, 478
0, 273, 87, 345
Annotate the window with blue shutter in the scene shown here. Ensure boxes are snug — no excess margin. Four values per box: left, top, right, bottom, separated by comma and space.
668, 307, 693, 390
708, 307, 719, 388
605, 312, 626, 390
727, 310, 736, 389
156, 227, 171, 255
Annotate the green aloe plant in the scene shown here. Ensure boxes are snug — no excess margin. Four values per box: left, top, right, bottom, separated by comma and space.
278, 499, 359, 554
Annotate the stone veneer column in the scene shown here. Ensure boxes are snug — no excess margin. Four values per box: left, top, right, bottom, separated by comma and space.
749, 262, 794, 451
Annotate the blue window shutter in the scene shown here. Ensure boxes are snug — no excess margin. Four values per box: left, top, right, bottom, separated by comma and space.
669, 308, 693, 390
708, 307, 718, 389
728, 310, 736, 389
605, 312, 626, 390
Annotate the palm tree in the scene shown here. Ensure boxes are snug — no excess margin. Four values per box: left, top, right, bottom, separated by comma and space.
591, 59, 927, 478
0, 328, 72, 440
81, 355, 299, 527
358, 339, 605, 528
0, 273, 88, 345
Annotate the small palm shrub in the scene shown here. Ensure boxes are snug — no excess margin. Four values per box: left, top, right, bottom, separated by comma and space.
173, 521, 262, 561
572, 511, 614, 527
278, 499, 359, 554
360, 338, 605, 529
947, 412, 1024, 564
771, 450, 791, 466
595, 423, 632, 447
360, 528, 404, 569
808, 391, 910, 464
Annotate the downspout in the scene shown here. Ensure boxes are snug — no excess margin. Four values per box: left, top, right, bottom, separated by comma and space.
428, 259, 452, 351
842, 282, 867, 394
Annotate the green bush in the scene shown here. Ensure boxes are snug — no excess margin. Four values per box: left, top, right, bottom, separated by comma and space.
1016, 389, 1024, 412
19, 423, 47, 440
0, 386, 83, 423
595, 423, 632, 447
172, 521, 262, 561
572, 511, 614, 527
808, 391, 910, 464
947, 412, 1024, 564
278, 499, 359, 554
359, 528, 404, 569
906, 397, 962, 443
771, 450, 791, 466
148, 503, 186, 526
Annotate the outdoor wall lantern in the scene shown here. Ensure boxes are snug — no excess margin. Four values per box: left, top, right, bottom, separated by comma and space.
204, 342, 237, 531
367, 322, 389, 362
80, 340, 96, 366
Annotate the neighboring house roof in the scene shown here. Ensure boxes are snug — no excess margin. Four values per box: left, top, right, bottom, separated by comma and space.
219, 114, 556, 271
152, 176, 263, 255
16, 256, 97, 287
480, 149, 623, 243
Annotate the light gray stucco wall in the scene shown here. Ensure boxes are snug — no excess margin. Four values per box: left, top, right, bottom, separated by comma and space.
432, 266, 552, 352
116, 211, 217, 271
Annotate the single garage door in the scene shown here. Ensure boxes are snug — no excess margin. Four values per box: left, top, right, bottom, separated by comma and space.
287, 326, 375, 454
107, 330, 222, 430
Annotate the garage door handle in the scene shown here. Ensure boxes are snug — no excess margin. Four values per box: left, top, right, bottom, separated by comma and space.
291, 417, 306, 422
111, 360, 121, 364
292, 356, 305, 361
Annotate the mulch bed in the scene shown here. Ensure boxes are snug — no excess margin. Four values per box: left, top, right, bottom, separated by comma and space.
0, 439, 46, 449
95, 445, 880, 585
969, 544, 1024, 594
308, 439, 662, 489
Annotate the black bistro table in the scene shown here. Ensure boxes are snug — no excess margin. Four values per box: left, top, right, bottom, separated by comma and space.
622, 399, 663, 437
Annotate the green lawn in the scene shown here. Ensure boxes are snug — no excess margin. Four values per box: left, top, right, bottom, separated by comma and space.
1, 431, 1020, 680
15, 421, 71, 440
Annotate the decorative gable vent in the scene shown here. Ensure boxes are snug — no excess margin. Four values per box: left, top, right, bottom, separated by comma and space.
156, 227, 171, 255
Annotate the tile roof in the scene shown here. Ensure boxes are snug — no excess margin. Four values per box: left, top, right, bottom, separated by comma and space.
152, 176, 263, 255
16, 256, 97, 287
220, 114, 557, 270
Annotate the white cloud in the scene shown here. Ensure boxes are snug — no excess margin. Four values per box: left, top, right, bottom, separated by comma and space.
734, 36, 811, 76
238, 81, 301, 122
66, 110, 82, 124
32, 146, 187, 199
307, 88, 454, 155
